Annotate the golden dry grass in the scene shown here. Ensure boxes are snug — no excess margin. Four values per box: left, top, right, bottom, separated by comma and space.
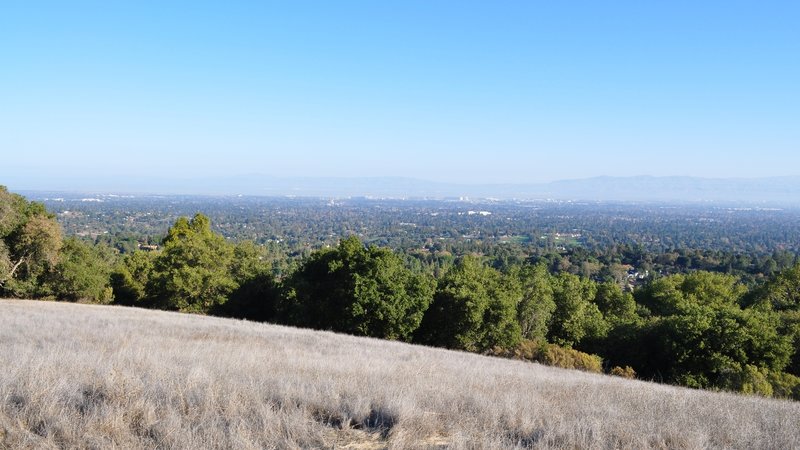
1, 299, 799, 449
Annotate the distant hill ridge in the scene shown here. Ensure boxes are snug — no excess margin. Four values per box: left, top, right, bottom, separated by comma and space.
8, 174, 800, 204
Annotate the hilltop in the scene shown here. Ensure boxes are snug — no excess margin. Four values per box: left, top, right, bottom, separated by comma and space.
1, 300, 798, 449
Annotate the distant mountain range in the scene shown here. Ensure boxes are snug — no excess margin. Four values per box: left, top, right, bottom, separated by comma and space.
7, 175, 800, 205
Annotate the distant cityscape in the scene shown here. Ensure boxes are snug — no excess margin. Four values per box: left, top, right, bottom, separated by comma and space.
7, 174, 800, 205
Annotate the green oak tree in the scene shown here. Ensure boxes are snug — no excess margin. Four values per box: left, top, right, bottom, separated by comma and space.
746, 263, 800, 377
212, 241, 281, 322
0, 186, 62, 297
146, 214, 237, 313
47, 238, 114, 302
284, 235, 435, 341
548, 272, 608, 347
416, 255, 521, 351
515, 264, 556, 341
110, 250, 156, 306
633, 272, 792, 391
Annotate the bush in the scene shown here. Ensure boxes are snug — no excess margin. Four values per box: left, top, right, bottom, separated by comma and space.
543, 344, 603, 373
767, 371, 800, 400
492, 339, 603, 373
610, 366, 637, 379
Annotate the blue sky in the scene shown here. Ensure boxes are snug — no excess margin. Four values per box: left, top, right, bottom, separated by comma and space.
1, 1, 799, 189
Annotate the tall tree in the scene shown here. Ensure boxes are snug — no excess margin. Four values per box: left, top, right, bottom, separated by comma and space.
548, 272, 608, 347
285, 236, 435, 341
47, 238, 114, 302
746, 263, 800, 377
212, 241, 281, 322
594, 281, 637, 324
633, 272, 792, 389
416, 256, 521, 351
0, 186, 62, 296
147, 214, 237, 313
110, 250, 156, 306
515, 264, 556, 341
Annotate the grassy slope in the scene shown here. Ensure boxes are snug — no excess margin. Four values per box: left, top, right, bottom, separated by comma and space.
1, 300, 798, 449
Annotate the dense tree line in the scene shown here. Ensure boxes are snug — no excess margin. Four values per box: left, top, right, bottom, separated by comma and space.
111, 216, 800, 399
3, 188, 800, 400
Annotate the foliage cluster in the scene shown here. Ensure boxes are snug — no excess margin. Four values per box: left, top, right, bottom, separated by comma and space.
491, 339, 603, 373
0, 186, 113, 302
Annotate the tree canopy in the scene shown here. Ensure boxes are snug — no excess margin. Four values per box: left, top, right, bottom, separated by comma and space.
416, 256, 521, 351
285, 235, 435, 341
146, 214, 237, 312
0, 186, 62, 297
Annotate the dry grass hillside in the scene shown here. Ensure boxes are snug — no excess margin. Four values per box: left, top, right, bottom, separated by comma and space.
1, 300, 799, 449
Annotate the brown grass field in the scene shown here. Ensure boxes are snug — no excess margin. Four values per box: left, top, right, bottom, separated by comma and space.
1, 299, 799, 449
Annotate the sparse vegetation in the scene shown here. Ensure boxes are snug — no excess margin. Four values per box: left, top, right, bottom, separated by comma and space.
2, 300, 799, 449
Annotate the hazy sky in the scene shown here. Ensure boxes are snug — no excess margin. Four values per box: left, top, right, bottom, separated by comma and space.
2, 1, 799, 189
